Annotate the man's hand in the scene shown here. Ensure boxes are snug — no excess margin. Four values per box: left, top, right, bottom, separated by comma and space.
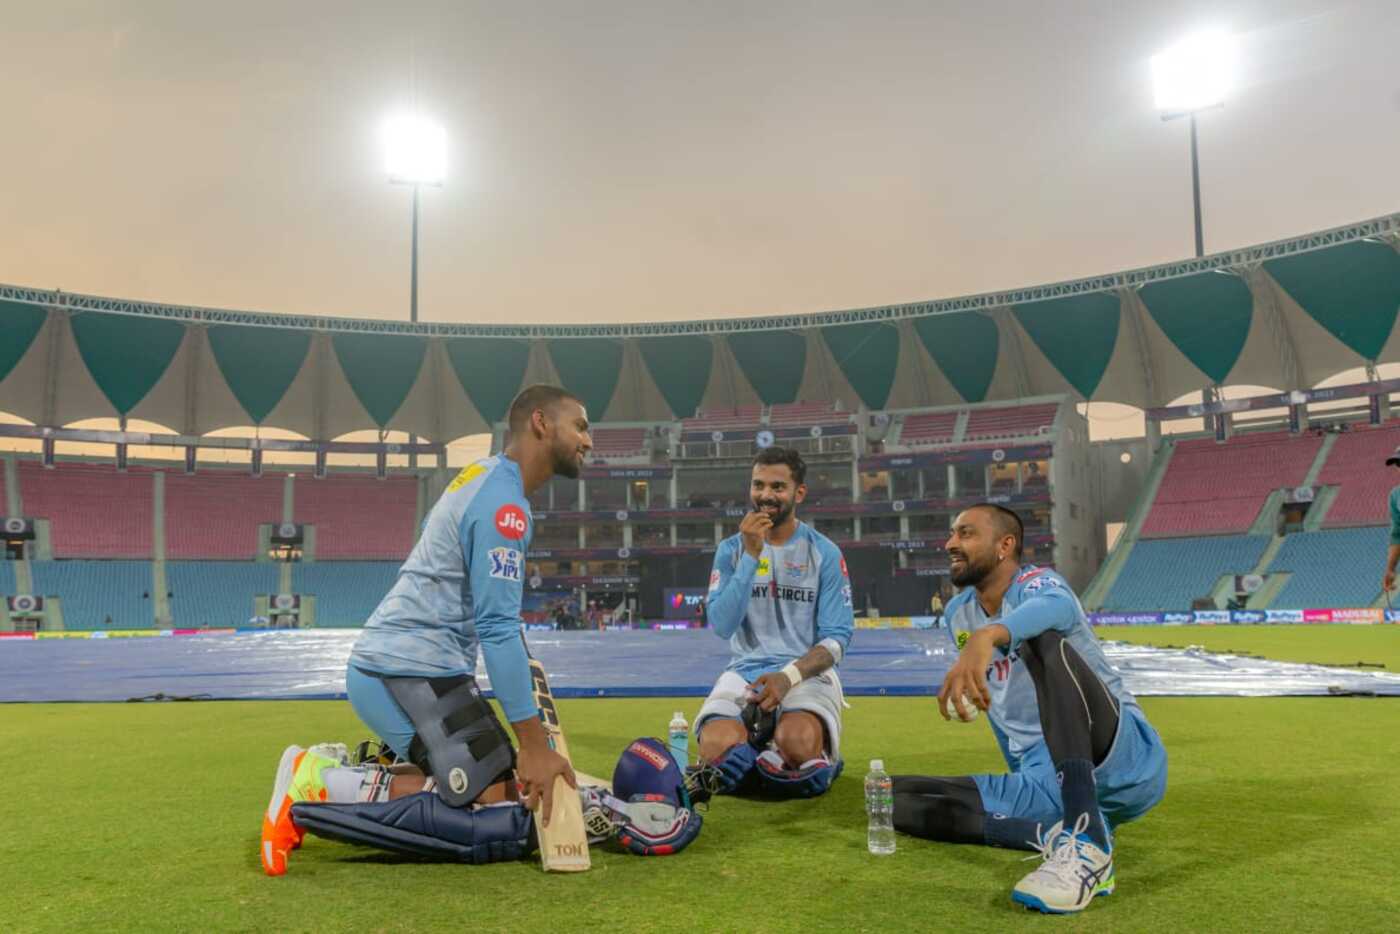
748, 671, 794, 712
739, 511, 773, 559
515, 739, 577, 827
938, 629, 998, 722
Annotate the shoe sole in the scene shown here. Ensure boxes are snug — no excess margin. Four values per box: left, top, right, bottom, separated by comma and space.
1012, 883, 1115, 914
261, 746, 305, 876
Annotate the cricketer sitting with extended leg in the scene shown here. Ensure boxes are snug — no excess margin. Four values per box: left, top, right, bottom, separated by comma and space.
892, 505, 1168, 915
689, 446, 855, 801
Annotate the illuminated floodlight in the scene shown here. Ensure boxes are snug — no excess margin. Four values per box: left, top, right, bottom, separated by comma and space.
383, 114, 446, 185
1151, 30, 1235, 116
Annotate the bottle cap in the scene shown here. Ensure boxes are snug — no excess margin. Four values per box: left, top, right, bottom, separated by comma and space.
673, 711, 685, 720
870, 758, 884, 771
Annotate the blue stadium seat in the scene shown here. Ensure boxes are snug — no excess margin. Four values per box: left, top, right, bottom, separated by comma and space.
1103, 535, 1269, 611
1267, 527, 1389, 608
291, 561, 401, 627
31, 560, 154, 629
0, 560, 15, 596
167, 561, 280, 628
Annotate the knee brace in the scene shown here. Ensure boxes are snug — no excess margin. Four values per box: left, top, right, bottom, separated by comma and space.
380, 674, 515, 808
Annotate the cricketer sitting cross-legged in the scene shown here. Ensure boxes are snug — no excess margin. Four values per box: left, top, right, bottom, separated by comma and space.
893, 504, 1168, 915
689, 446, 855, 800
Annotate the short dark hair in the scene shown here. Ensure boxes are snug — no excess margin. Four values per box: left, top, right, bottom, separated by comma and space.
752, 445, 806, 485
506, 384, 582, 435
969, 503, 1024, 559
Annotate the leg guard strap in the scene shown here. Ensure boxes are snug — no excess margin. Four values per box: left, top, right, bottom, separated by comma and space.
755, 751, 842, 798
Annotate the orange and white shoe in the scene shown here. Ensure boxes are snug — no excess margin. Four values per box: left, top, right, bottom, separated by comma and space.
260, 744, 346, 876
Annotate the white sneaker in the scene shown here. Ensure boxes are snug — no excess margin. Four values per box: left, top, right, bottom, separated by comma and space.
1012, 813, 1115, 914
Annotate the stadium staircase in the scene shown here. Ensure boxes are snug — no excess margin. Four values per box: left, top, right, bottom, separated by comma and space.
1081, 441, 1175, 609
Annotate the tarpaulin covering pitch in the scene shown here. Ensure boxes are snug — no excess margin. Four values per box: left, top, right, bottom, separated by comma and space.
2, 629, 1399, 703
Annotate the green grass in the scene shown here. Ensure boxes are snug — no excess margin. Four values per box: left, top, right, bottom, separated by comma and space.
6, 626, 1400, 932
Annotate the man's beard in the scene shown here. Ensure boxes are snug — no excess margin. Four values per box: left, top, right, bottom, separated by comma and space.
949, 552, 996, 588
552, 443, 580, 479
753, 497, 793, 527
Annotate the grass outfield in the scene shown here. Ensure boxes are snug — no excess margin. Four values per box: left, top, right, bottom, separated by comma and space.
4, 627, 1399, 932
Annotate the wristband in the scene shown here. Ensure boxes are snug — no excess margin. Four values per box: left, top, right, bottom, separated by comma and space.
781, 662, 803, 688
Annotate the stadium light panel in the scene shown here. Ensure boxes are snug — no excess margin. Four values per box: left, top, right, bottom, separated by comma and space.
1151, 30, 1235, 116
383, 114, 446, 186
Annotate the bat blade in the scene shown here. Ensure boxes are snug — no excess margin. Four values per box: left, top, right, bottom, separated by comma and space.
527, 654, 591, 872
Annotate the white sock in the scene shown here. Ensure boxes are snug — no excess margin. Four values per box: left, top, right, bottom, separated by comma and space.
322, 766, 392, 803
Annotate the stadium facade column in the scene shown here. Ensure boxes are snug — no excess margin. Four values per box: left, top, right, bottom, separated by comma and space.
3, 454, 18, 517
152, 471, 172, 627
282, 475, 294, 524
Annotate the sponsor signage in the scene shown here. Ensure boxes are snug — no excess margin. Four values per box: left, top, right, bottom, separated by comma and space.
1303, 609, 1334, 623
1265, 609, 1304, 623
1229, 610, 1267, 623
663, 588, 707, 619
1192, 610, 1229, 624
861, 444, 1053, 472
1331, 608, 1382, 624
1088, 612, 1164, 625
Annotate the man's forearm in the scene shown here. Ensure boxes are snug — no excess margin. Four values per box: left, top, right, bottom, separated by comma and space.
1387, 544, 1400, 573
793, 645, 836, 680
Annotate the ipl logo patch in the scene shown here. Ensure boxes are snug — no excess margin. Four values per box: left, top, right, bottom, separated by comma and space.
488, 547, 522, 582
756, 558, 771, 577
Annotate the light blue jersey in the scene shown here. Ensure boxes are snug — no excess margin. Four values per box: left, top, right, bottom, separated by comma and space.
349, 455, 538, 722
943, 565, 1145, 773
705, 521, 854, 681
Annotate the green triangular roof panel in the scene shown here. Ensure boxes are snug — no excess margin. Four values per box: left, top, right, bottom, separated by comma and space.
444, 337, 531, 425
725, 331, 806, 404
1264, 241, 1400, 361
911, 312, 999, 403
207, 324, 311, 424
819, 322, 900, 409
70, 311, 187, 414
547, 338, 624, 420
1013, 294, 1120, 398
331, 332, 427, 428
1138, 272, 1253, 384
0, 300, 47, 384
638, 335, 714, 418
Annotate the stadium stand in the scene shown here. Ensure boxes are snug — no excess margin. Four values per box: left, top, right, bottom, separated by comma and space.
680, 406, 763, 432
31, 560, 153, 628
167, 561, 280, 628
18, 462, 154, 558
1266, 527, 1389, 608
963, 403, 1059, 442
1140, 432, 1324, 537
0, 560, 14, 596
291, 561, 400, 626
165, 470, 285, 559
588, 427, 649, 462
1316, 423, 1400, 527
768, 402, 848, 426
897, 412, 959, 446
1103, 534, 1269, 610
293, 476, 417, 559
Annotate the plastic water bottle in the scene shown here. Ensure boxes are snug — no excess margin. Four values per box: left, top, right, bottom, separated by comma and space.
865, 759, 896, 855
668, 711, 690, 770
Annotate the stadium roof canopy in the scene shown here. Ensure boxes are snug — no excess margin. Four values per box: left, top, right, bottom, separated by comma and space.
2, 212, 1398, 441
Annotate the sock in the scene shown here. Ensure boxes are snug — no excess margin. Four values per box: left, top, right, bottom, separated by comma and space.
1057, 758, 1108, 849
322, 766, 392, 804
982, 813, 1048, 851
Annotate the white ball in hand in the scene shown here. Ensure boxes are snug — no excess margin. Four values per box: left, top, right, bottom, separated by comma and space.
953, 695, 979, 722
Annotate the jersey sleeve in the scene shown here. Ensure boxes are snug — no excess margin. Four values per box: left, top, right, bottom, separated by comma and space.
1390, 488, 1400, 545
814, 539, 855, 663
1000, 571, 1076, 649
461, 491, 537, 723
705, 537, 758, 639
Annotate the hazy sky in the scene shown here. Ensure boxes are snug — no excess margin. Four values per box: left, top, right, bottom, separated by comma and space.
3, 1, 1398, 326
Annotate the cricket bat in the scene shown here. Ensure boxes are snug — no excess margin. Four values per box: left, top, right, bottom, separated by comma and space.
526, 652, 591, 872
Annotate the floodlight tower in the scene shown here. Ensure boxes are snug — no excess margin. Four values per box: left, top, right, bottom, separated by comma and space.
382, 115, 446, 322
1151, 30, 1236, 258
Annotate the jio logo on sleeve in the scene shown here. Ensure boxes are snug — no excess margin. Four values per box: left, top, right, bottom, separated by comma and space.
495, 504, 529, 540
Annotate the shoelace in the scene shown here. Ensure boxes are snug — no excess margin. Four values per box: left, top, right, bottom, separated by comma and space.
1022, 812, 1093, 870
